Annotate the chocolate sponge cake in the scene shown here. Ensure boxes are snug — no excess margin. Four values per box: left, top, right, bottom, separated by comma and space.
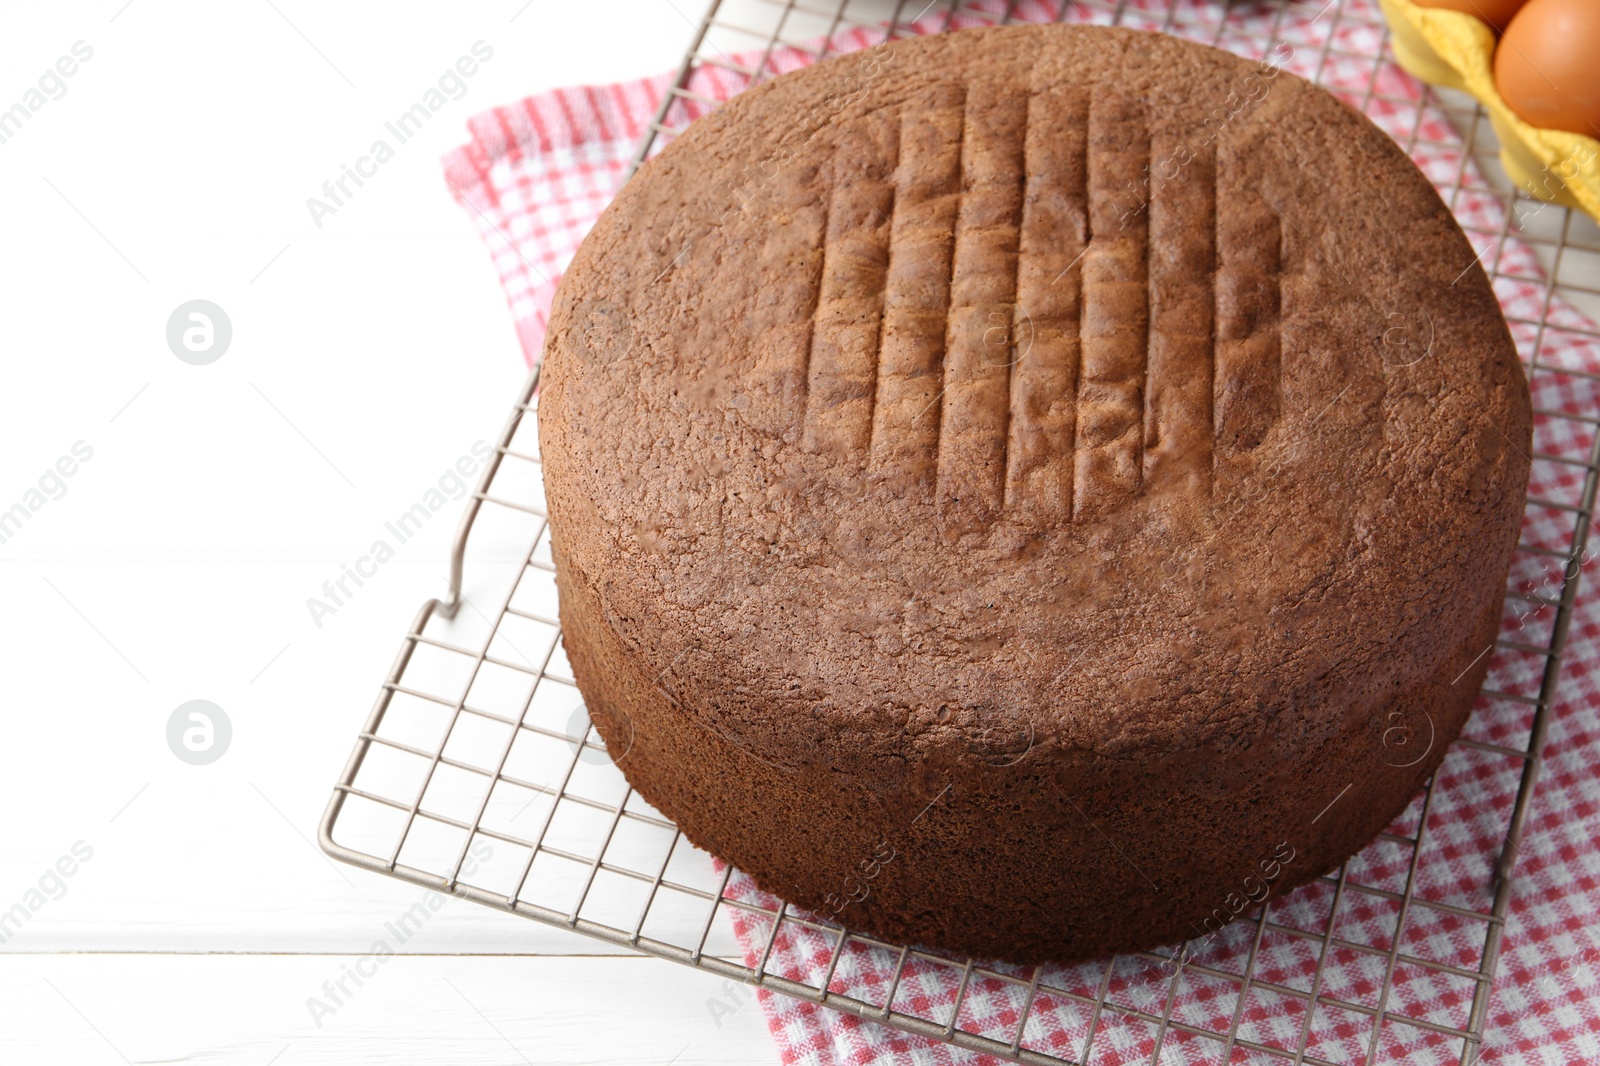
538, 24, 1531, 962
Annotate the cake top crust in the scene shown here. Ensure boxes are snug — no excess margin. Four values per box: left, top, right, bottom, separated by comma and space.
539, 25, 1530, 775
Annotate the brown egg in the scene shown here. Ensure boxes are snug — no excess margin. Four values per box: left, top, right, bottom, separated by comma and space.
1495, 0, 1600, 137
1412, 0, 1529, 32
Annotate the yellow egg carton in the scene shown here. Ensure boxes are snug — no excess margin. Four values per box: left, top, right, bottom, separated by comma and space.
1378, 0, 1600, 222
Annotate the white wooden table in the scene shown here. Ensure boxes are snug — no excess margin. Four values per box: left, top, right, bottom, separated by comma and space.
8, 4, 1599, 1064
0, 2, 779, 1061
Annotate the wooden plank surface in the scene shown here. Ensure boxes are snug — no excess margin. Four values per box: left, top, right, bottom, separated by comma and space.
1, 954, 776, 1064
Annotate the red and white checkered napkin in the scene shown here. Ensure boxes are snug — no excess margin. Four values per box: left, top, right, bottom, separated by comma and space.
443, 2, 1600, 1061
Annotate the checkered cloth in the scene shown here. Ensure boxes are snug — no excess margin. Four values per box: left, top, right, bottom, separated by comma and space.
443, 2, 1600, 1062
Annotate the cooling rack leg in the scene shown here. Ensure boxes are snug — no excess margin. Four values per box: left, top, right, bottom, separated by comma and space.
439, 367, 542, 620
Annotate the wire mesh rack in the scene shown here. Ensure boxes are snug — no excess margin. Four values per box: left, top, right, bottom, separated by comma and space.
320, 1, 1600, 1062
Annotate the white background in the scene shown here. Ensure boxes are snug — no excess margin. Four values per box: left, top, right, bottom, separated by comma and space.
0, 1, 782, 1062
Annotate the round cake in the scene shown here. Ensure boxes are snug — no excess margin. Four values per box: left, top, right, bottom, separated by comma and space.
538, 24, 1531, 962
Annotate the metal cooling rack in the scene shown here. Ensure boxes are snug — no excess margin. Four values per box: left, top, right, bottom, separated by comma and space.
321, 1, 1600, 1062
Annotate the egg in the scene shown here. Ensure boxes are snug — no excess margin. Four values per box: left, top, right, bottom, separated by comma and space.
1494, 0, 1600, 138
1411, 0, 1529, 32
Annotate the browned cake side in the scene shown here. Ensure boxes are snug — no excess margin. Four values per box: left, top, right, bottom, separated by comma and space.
538, 24, 1532, 963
